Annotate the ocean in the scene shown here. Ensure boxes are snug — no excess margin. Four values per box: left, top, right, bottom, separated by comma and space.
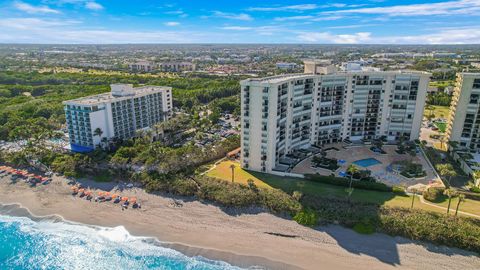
0, 214, 245, 270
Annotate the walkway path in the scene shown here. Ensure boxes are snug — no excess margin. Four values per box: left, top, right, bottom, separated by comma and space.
409, 192, 480, 219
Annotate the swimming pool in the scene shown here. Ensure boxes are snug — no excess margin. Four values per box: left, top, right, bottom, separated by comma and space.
353, 158, 382, 167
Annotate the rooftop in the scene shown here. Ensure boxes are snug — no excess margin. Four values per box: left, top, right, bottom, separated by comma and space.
242, 70, 431, 84
63, 84, 171, 106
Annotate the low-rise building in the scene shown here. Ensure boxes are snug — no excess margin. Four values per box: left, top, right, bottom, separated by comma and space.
158, 62, 196, 72
276, 62, 297, 70
128, 60, 156, 72
63, 84, 173, 152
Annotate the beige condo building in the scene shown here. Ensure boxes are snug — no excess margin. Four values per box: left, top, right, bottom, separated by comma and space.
240, 68, 430, 173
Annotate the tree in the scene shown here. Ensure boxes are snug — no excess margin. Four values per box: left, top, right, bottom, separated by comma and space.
443, 188, 457, 214
448, 141, 459, 150
436, 163, 457, 187
347, 164, 359, 189
229, 163, 235, 183
473, 170, 480, 188
455, 194, 466, 216
93, 127, 103, 138
373, 138, 384, 150
247, 178, 258, 192
410, 188, 417, 208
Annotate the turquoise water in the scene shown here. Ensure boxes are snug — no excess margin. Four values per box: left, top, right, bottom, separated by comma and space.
0, 215, 244, 270
352, 158, 382, 167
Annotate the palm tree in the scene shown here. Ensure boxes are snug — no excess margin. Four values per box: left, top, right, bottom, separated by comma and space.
229, 164, 235, 183
93, 127, 103, 138
93, 128, 104, 148
473, 170, 480, 188
436, 163, 457, 187
347, 164, 359, 189
455, 194, 466, 216
443, 188, 457, 214
410, 188, 417, 209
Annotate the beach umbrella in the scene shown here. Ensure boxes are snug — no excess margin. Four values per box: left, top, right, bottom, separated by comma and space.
104, 192, 111, 196
129, 197, 137, 203
97, 191, 104, 196
121, 197, 128, 201
112, 194, 119, 199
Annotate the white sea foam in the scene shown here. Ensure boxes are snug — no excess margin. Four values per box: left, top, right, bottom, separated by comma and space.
0, 214, 245, 270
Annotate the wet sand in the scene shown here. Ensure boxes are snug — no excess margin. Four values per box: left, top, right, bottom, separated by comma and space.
0, 174, 479, 270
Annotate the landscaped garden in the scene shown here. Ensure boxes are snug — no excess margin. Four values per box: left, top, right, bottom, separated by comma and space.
207, 160, 480, 216
434, 121, 447, 133
311, 154, 339, 171
391, 160, 427, 178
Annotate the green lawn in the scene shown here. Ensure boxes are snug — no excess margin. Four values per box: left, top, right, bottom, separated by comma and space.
424, 105, 450, 119
429, 80, 455, 89
434, 122, 447, 133
207, 160, 480, 217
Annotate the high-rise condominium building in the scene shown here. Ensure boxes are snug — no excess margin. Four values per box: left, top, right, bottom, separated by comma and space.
240, 70, 430, 173
446, 73, 480, 150
63, 84, 173, 152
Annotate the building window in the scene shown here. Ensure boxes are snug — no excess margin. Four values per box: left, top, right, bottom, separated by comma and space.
469, 94, 479, 104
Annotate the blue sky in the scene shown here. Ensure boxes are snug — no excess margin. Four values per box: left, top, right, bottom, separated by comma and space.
0, 0, 479, 44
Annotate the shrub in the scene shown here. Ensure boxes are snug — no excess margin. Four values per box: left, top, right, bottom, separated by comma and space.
353, 219, 376, 234
302, 195, 480, 253
305, 174, 392, 192
422, 187, 445, 202
379, 207, 480, 253
293, 208, 318, 226
470, 186, 480, 193
392, 185, 406, 195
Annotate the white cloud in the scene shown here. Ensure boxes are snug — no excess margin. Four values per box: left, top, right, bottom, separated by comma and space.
211, 11, 253, 21
297, 27, 480, 44
14, 1, 60, 14
248, 4, 318, 11
0, 18, 198, 43
376, 27, 480, 44
0, 18, 80, 30
297, 31, 372, 43
165, 21, 180, 26
165, 10, 188, 18
324, 0, 480, 16
221, 26, 253, 31
248, 3, 366, 12
311, 16, 344, 21
274, 15, 314, 21
85, 1, 103, 11
327, 23, 379, 29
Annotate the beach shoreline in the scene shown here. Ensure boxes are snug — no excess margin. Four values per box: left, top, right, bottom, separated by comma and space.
0, 202, 294, 270
1, 174, 479, 270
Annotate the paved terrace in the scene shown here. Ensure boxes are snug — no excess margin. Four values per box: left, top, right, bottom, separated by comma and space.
292, 144, 439, 187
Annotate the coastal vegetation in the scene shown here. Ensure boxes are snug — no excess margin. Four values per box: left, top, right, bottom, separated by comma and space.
2, 69, 480, 256
0, 71, 241, 141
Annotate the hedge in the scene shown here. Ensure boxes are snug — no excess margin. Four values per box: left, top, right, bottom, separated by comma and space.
305, 174, 392, 192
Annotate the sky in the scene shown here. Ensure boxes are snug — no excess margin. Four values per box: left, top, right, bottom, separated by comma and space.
0, 0, 479, 44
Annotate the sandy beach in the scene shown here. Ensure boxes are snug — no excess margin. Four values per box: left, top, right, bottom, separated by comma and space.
0, 174, 479, 270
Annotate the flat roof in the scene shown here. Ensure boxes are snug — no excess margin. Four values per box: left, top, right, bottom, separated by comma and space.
242, 70, 431, 84
63, 85, 171, 106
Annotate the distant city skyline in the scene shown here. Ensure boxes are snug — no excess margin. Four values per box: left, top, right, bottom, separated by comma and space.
0, 0, 479, 44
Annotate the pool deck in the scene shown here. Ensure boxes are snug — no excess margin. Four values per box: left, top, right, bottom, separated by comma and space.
291, 144, 439, 187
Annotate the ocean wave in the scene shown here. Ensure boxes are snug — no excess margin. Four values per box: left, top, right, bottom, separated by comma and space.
0, 212, 245, 270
